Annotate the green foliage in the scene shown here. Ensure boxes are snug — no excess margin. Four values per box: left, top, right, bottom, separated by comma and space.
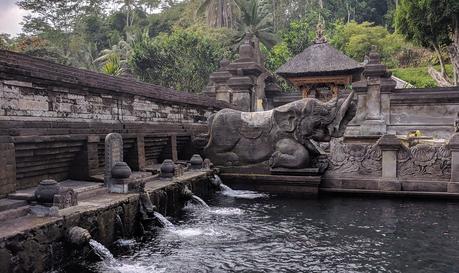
0, 34, 13, 50
392, 64, 454, 88
102, 54, 124, 76
233, 0, 278, 49
395, 0, 453, 49
280, 19, 313, 55
264, 42, 291, 72
10, 0, 455, 93
331, 21, 410, 67
130, 27, 232, 92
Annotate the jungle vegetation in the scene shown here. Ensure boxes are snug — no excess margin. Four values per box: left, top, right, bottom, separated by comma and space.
1, 0, 458, 91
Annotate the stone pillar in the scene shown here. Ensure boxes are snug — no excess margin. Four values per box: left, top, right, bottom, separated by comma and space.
70, 135, 99, 180
366, 79, 382, 120
0, 137, 16, 198
377, 134, 402, 191
358, 46, 395, 136
210, 59, 232, 103
447, 133, 459, 192
87, 135, 100, 176
125, 135, 146, 171
171, 135, 178, 162
227, 76, 253, 111
136, 135, 146, 171
225, 39, 263, 112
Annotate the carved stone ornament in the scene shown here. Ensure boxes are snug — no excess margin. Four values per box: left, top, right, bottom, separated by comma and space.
205, 92, 356, 169
398, 143, 451, 179
326, 138, 382, 176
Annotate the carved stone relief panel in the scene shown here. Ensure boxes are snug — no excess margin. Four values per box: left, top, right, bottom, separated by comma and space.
398, 144, 451, 179
326, 138, 382, 177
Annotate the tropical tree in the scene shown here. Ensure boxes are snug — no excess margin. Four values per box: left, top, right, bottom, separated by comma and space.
130, 27, 231, 92
395, 0, 459, 85
197, 0, 236, 28
233, 0, 278, 64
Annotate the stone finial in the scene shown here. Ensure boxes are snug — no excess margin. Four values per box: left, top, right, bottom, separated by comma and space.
160, 159, 175, 179
190, 154, 204, 170
111, 162, 132, 179
368, 45, 381, 64
363, 45, 392, 79
34, 179, 78, 209
314, 20, 327, 44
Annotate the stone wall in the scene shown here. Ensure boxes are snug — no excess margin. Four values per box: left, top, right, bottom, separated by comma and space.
0, 50, 233, 197
268, 86, 459, 139
350, 86, 459, 138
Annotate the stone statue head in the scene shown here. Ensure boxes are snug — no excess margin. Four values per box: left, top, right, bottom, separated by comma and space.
273, 91, 356, 143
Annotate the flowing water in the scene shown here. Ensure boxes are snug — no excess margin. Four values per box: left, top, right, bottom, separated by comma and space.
219, 183, 269, 199
62, 194, 459, 273
153, 211, 175, 229
190, 194, 210, 208
88, 239, 116, 264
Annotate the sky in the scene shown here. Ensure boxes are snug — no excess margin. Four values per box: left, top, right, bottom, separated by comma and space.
0, 0, 29, 36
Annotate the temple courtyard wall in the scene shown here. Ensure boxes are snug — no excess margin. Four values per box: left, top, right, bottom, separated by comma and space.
0, 50, 233, 198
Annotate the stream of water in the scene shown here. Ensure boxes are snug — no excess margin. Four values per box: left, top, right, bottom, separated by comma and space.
62, 188, 459, 273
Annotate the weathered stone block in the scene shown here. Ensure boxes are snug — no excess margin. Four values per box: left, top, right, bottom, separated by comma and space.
378, 179, 401, 191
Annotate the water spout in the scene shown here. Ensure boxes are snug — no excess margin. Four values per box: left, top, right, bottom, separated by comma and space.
181, 185, 210, 208
67, 226, 92, 246
89, 239, 116, 264
209, 174, 222, 187
190, 195, 210, 208
153, 211, 175, 229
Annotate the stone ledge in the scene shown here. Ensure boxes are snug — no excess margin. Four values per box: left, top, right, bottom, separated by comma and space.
220, 173, 320, 196
320, 188, 459, 200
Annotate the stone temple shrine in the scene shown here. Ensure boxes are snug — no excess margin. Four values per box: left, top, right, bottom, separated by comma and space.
276, 22, 363, 101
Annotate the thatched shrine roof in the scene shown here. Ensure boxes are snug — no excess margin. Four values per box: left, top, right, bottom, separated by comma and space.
276, 42, 363, 78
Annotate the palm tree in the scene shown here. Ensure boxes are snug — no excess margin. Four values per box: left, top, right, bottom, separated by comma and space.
95, 35, 134, 75
233, 0, 278, 64
197, 0, 236, 28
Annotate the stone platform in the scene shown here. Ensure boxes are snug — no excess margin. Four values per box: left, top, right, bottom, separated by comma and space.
220, 173, 321, 197
0, 170, 214, 273
8, 180, 106, 201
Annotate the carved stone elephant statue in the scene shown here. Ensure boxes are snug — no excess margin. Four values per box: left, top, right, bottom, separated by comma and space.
204, 91, 356, 169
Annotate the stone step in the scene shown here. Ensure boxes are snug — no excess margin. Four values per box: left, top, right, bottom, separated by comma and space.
0, 199, 28, 211
0, 206, 29, 222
